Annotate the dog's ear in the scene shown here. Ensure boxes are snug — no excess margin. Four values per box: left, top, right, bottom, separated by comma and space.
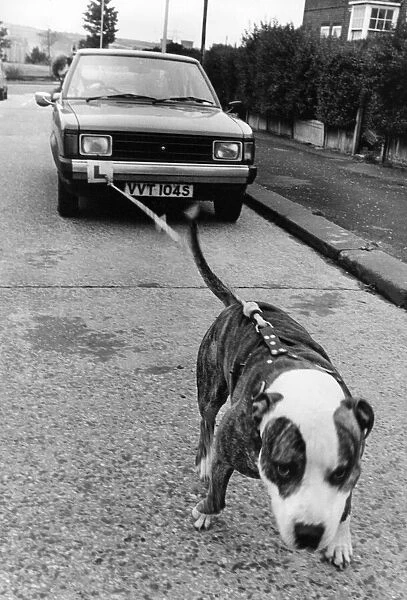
354, 398, 374, 439
252, 387, 283, 429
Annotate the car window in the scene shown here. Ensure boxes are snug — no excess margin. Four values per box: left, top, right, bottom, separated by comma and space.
64, 54, 216, 104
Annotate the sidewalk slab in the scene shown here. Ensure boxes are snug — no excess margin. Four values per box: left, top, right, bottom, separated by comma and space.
247, 182, 407, 309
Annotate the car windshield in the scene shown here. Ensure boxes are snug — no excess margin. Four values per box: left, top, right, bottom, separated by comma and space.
64, 54, 217, 105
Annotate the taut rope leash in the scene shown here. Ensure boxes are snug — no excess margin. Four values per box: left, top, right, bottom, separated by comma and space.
107, 179, 243, 300
107, 181, 187, 247
106, 180, 293, 361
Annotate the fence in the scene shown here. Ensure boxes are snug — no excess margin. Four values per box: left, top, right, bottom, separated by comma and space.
248, 112, 407, 165
386, 135, 407, 164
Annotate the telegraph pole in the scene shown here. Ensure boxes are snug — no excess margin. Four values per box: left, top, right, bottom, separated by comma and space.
100, 0, 105, 48
162, 0, 170, 53
200, 0, 208, 64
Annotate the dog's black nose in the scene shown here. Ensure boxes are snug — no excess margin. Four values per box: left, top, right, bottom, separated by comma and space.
294, 523, 324, 550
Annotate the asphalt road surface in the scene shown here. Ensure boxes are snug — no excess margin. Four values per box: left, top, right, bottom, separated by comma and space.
0, 84, 406, 600
255, 131, 407, 263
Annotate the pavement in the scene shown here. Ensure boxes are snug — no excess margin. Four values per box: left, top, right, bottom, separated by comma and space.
1, 84, 406, 599
247, 173, 407, 309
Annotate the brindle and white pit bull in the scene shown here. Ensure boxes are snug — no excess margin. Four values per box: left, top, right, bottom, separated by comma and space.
188, 218, 374, 569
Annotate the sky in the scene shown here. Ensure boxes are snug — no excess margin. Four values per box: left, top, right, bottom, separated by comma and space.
0, 0, 305, 47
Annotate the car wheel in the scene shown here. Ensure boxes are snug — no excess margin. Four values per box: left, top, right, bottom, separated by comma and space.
4, 90, 7, 100
0, 89, 4, 101
57, 176, 79, 217
213, 196, 243, 222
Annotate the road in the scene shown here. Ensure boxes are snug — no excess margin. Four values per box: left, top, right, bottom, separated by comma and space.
255, 131, 407, 263
0, 84, 406, 600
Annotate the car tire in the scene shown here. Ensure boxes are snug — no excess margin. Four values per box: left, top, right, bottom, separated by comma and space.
57, 176, 79, 217
0, 90, 4, 101
213, 196, 243, 222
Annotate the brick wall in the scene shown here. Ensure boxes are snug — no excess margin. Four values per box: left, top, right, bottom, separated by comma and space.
399, 1, 407, 22
302, 0, 349, 36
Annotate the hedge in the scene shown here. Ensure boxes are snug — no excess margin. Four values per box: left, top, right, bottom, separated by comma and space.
203, 22, 407, 139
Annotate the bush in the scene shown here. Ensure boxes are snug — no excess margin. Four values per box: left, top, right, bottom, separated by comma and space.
232, 23, 321, 121
316, 39, 369, 129
202, 21, 407, 139
204, 44, 240, 106
4, 65, 23, 79
366, 25, 407, 137
25, 46, 49, 65
238, 22, 302, 120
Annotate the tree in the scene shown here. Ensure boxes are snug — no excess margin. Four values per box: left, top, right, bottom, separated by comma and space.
0, 21, 10, 60
25, 46, 49, 65
80, 0, 118, 48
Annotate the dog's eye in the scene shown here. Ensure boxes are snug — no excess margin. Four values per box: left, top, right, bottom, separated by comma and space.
275, 463, 295, 479
330, 466, 348, 483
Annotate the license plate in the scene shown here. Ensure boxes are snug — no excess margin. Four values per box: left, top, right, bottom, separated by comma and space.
124, 182, 194, 198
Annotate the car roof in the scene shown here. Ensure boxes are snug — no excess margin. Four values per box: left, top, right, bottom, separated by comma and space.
75, 48, 200, 65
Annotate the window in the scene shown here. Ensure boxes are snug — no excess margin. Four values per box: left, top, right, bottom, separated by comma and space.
332, 25, 342, 38
349, 5, 366, 39
352, 5, 366, 29
351, 30, 363, 40
348, 3, 399, 40
320, 25, 330, 37
369, 7, 394, 30
65, 54, 216, 102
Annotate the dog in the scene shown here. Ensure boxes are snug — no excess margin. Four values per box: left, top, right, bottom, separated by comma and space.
188, 217, 374, 569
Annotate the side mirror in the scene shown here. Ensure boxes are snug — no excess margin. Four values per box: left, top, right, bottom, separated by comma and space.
35, 91, 54, 107
226, 100, 246, 121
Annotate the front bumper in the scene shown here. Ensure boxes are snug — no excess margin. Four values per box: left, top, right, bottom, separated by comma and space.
60, 158, 257, 185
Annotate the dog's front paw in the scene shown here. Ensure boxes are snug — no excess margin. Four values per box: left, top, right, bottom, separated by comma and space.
323, 519, 353, 569
192, 504, 217, 530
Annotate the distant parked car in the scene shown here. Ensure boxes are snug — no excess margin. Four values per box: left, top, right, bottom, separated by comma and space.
35, 48, 256, 221
0, 61, 8, 100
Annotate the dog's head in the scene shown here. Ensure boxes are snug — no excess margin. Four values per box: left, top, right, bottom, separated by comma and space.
252, 369, 374, 551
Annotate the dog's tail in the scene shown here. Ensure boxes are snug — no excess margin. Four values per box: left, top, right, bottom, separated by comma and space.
186, 206, 241, 307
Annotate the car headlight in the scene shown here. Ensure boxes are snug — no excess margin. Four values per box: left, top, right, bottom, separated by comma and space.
80, 134, 112, 156
213, 141, 242, 161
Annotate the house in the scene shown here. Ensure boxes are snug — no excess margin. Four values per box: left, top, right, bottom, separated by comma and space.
302, 0, 407, 40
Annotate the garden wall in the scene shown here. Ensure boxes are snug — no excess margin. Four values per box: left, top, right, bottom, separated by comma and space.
248, 112, 407, 165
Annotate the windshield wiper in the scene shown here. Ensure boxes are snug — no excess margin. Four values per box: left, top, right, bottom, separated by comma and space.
85, 93, 159, 103
152, 96, 215, 105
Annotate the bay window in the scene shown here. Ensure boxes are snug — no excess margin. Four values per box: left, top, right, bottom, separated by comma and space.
348, 2, 400, 40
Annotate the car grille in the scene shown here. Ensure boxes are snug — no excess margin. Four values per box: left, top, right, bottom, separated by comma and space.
110, 132, 215, 163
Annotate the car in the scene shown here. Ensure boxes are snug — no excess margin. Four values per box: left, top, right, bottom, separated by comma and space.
35, 48, 256, 221
0, 61, 8, 101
